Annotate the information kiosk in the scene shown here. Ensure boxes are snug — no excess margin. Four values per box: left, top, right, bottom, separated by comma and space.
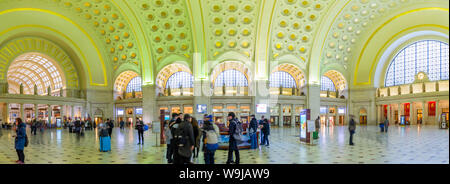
299, 109, 312, 144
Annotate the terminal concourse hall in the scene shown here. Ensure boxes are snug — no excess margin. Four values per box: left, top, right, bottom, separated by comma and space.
0, 0, 448, 164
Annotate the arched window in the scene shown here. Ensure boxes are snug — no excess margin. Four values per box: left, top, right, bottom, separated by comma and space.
126, 77, 142, 93
166, 71, 194, 89
214, 70, 248, 87
269, 71, 297, 88
8, 53, 65, 95
321, 76, 336, 91
385, 40, 449, 87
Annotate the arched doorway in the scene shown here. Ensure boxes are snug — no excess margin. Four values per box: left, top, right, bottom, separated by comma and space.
359, 108, 367, 125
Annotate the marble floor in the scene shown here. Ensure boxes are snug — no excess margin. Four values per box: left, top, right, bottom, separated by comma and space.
0, 125, 448, 164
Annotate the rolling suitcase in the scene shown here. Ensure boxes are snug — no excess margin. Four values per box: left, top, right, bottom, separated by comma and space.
99, 136, 111, 152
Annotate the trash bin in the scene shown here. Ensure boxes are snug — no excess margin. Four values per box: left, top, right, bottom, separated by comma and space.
313, 131, 319, 139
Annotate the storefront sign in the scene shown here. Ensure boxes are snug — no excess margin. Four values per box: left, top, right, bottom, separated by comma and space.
117, 109, 124, 116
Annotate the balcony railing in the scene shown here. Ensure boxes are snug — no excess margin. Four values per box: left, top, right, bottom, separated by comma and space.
377, 80, 449, 97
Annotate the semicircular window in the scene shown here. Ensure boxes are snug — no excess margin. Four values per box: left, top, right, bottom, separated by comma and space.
166, 71, 194, 89
385, 40, 449, 87
126, 76, 142, 93
269, 71, 297, 88
214, 70, 248, 87
321, 76, 336, 91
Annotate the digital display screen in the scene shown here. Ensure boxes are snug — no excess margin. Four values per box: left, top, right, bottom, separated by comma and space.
164, 115, 170, 121
117, 109, 124, 116
338, 108, 345, 114
320, 107, 327, 114
256, 104, 267, 114
135, 108, 143, 115
300, 114, 307, 139
196, 104, 207, 114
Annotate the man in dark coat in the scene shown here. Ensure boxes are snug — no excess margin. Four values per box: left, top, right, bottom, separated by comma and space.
249, 115, 258, 149
348, 115, 356, 146
106, 119, 114, 137
226, 112, 240, 164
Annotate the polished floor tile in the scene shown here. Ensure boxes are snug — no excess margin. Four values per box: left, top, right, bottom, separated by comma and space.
0, 125, 448, 164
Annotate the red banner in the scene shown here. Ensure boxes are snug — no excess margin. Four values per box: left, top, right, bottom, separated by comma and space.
383, 105, 388, 119
404, 103, 410, 116
428, 101, 436, 116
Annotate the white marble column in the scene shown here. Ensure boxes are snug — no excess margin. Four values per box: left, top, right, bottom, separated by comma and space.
133, 107, 137, 123
422, 101, 427, 124
278, 103, 283, 126
47, 104, 52, 125
19, 103, 24, 120
291, 104, 295, 127
34, 104, 39, 120
70, 105, 74, 120
6, 103, 10, 123
409, 102, 413, 124
335, 106, 339, 126
387, 104, 391, 124
307, 84, 321, 124
142, 84, 158, 124
435, 100, 440, 125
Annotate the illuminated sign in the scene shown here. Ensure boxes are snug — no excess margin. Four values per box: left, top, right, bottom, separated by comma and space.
256, 104, 267, 114
117, 109, 124, 116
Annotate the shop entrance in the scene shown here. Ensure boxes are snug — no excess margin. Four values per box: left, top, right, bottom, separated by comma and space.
339, 115, 344, 125
94, 117, 103, 125
320, 115, 326, 126
270, 116, 279, 126
359, 116, 367, 125
283, 116, 291, 126
295, 116, 300, 126
417, 109, 423, 124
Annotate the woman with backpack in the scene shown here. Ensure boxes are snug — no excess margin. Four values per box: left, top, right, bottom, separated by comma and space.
13, 118, 27, 164
202, 115, 220, 164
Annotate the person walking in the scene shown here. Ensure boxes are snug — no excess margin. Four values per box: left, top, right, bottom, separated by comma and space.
31, 119, 37, 135
98, 122, 111, 152
384, 118, 389, 132
202, 115, 220, 164
191, 117, 201, 159
13, 118, 27, 164
261, 119, 270, 146
120, 120, 125, 130
259, 115, 265, 145
249, 115, 258, 149
106, 119, 114, 137
68, 119, 73, 133
348, 115, 356, 146
136, 120, 144, 145
173, 114, 195, 164
226, 112, 240, 164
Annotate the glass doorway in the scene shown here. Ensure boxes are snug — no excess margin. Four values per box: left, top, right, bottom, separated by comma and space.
270, 116, 279, 126
359, 116, 367, 125
283, 116, 291, 126
417, 109, 423, 124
